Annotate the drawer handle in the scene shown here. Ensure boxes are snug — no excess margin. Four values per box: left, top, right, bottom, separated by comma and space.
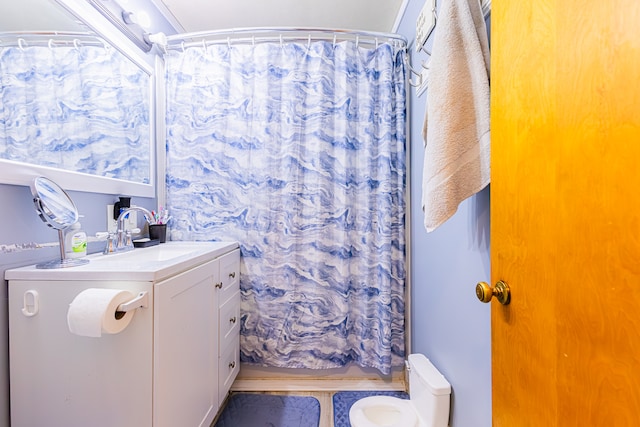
230, 316, 237, 324
229, 361, 236, 369
215, 282, 223, 289
229, 271, 236, 279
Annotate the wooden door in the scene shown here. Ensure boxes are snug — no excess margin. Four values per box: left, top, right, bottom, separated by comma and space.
491, 0, 640, 425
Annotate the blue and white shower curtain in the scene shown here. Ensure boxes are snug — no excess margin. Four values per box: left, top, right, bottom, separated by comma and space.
165, 38, 407, 374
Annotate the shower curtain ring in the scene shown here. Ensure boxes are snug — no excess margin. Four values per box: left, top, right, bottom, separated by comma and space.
356, 36, 359, 49
181, 41, 185, 53
17, 38, 26, 50
48, 39, 54, 50
280, 34, 283, 49
73, 39, 80, 50
307, 34, 311, 50
202, 39, 206, 50
227, 37, 231, 49
333, 34, 337, 48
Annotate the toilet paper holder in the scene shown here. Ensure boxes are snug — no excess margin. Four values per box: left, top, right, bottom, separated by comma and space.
116, 291, 149, 313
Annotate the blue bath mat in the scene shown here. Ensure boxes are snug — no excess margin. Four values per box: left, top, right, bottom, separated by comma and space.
332, 390, 409, 427
214, 393, 321, 427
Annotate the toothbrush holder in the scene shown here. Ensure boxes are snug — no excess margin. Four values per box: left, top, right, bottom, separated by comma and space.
149, 224, 167, 243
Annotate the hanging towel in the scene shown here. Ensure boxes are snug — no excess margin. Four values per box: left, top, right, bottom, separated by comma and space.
421, 0, 490, 232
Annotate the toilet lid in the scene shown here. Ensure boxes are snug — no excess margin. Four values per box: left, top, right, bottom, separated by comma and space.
349, 396, 418, 427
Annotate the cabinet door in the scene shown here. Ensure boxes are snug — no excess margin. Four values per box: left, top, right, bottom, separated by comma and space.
9, 280, 153, 427
154, 259, 219, 427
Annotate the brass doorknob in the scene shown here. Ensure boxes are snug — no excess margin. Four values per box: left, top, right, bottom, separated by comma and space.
476, 281, 511, 305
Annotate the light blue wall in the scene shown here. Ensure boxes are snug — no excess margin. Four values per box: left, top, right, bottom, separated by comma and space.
397, 1, 492, 426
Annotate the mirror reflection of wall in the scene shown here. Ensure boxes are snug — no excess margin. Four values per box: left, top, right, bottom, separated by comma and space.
0, 0, 86, 32
0, 0, 153, 188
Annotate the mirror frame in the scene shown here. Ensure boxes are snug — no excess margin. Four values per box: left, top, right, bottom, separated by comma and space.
0, 0, 159, 198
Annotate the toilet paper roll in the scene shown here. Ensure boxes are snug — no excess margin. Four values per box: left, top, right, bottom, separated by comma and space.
67, 288, 136, 337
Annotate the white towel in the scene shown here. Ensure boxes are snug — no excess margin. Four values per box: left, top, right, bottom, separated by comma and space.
421, 0, 491, 232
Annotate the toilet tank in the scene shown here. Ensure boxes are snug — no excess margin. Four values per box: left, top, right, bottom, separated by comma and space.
408, 354, 451, 427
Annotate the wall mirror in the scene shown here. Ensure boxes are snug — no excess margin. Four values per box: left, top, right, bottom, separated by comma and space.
0, 0, 156, 197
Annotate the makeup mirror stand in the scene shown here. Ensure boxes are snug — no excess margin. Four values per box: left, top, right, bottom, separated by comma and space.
30, 176, 90, 269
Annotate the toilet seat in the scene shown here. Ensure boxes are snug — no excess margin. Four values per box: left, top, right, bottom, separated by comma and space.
349, 396, 419, 427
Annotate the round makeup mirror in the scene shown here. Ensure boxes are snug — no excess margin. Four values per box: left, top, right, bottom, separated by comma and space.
30, 177, 89, 268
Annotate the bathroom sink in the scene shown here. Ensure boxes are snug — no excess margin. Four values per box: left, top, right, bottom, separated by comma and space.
106, 242, 208, 262
5, 241, 239, 282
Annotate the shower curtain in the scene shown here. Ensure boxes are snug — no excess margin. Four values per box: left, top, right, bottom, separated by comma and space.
165, 36, 406, 374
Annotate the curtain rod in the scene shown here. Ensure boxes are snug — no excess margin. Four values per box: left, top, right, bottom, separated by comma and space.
0, 31, 107, 48
165, 27, 407, 50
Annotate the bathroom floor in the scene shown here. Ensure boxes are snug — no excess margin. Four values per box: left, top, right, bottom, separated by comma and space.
217, 390, 410, 427
225, 365, 407, 427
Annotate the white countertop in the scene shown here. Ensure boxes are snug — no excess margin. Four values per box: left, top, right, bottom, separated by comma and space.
5, 241, 240, 282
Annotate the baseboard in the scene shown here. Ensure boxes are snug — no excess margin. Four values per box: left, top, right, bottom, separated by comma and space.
231, 377, 405, 392
230, 363, 407, 393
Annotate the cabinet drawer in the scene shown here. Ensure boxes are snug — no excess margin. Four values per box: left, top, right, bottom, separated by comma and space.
219, 291, 240, 354
218, 250, 240, 306
218, 341, 240, 404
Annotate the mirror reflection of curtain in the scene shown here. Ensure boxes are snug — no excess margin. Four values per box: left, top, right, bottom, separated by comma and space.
0, 43, 150, 183
165, 39, 407, 374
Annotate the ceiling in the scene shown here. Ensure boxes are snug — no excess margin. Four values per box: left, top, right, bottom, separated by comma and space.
154, 0, 407, 34
0, 0, 407, 41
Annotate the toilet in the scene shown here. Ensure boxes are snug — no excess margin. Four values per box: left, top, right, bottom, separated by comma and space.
349, 354, 451, 427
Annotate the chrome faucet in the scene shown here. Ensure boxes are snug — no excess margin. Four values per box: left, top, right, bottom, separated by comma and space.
112, 206, 155, 252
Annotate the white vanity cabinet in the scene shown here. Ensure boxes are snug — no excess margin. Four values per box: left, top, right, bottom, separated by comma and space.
154, 248, 240, 427
6, 242, 241, 427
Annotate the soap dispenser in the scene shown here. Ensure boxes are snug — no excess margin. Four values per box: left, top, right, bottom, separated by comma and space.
65, 221, 87, 258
